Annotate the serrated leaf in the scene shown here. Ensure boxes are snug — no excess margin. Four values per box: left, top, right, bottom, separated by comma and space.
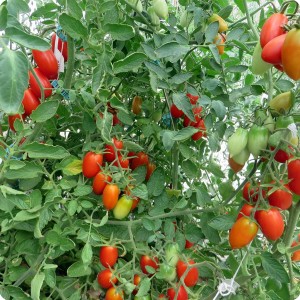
147, 168, 165, 197
136, 277, 151, 297
81, 243, 93, 265
173, 127, 198, 141
104, 23, 135, 41
62, 159, 83, 176
67, 261, 91, 277
31, 100, 59, 122
205, 22, 219, 43
31, 272, 45, 300
209, 215, 235, 231
113, 52, 147, 74
59, 13, 87, 39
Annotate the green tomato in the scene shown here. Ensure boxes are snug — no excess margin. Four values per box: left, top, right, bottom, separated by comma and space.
165, 243, 179, 267
128, 0, 143, 13
247, 125, 269, 158
153, 0, 168, 20
148, 6, 160, 27
156, 264, 176, 282
275, 116, 294, 129
251, 42, 272, 75
113, 195, 133, 220
231, 147, 250, 165
263, 114, 275, 132
227, 128, 248, 158
180, 10, 193, 28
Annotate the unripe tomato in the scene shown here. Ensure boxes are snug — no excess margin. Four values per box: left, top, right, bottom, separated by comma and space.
82, 151, 103, 178
152, 0, 168, 20
252, 42, 272, 75
131, 152, 149, 170
102, 184, 120, 210
104, 138, 123, 162
247, 125, 269, 158
186, 93, 199, 105
8, 114, 24, 132
208, 14, 228, 33
97, 269, 118, 289
22, 88, 40, 116
92, 172, 112, 195
140, 255, 159, 275
288, 159, 300, 195
261, 34, 286, 65
176, 259, 199, 287
146, 162, 156, 180
170, 104, 183, 118
166, 285, 188, 300
157, 263, 176, 282
255, 208, 284, 241
105, 287, 123, 300
227, 128, 248, 159
229, 217, 258, 249
260, 13, 288, 48
51, 33, 68, 62
99, 246, 118, 268
113, 195, 133, 220
165, 243, 179, 267
269, 92, 293, 115
32, 49, 58, 79
29, 68, 53, 98
268, 182, 292, 210
237, 203, 254, 220
132, 96, 142, 115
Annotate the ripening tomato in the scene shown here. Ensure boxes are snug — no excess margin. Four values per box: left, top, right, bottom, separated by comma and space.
32, 49, 58, 79
288, 159, 300, 195
268, 182, 292, 210
229, 217, 258, 249
208, 14, 228, 33
8, 114, 24, 132
113, 155, 129, 169
291, 241, 300, 261
102, 184, 120, 210
132, 96, 142, 115
82, 151, 103, 178
22, 88, 40, 116
261, 34, 286, 65
51, 33, 68, 62
97, 269, 118, 289
167, 286, 188, 300
104, 138, 123, 162
105, 287, 124, 300
131, 152, 149, 170
228, 156, 244, 173
213, 33, 226, 55
185, 239, 194, 249
282, 28, 300, 80
260, 13, 288, 48
133, 274, 141, 294
29, 68, 53, 99
186, 93, 199, 105
176, 259, 199, 287
99, 246, 118, 268
237, 203, 254, 220
125, 186, 140, 211
146, 162, 156, 180
113, 195, 133, 220
140, 255, 159, 275
255, 208, 284, 241
170, 104, 184, 118
92, 172, 112, 195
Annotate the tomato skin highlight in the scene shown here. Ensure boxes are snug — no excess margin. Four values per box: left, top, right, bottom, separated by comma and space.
167, 285, 188, 300
82, 151, 103, 178
105, 287, 124, 300
29, 68, 53, 99
102, 184, 120, 210
32, 49, 58, 80
93, 172, 112, 195
99, 246, 118, 268
176, 259, 199, 287
51, 33, 68, 62
22, 88, 40, 116
288, 159, 300, 195
260, 13, 288, 48
229, 217, 258, 249
140, 255, 159, 275
97, 269, 118, 289
261, 34, 286, 65
282, 28, 300, 80
255, 208, 284, 241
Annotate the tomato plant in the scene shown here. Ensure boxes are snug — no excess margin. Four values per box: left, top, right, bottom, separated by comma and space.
104, 138, 123, 162
131, 152, 149, 170
132, 96, 142, 115
166, 285, 188, 300
99, 246, 119, 268
288, 159, 300, 195
113, 195, 133, 219
237, 203, 254, 220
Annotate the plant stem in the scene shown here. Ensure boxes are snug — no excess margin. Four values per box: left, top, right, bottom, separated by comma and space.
283, 201, 300, 247
63, 35, 75, 90
243, 0, 260, 40
172, 143, 179, 190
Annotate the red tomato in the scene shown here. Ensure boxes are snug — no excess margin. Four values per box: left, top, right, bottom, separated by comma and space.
192, 119, 206, 141
158, 295, 168, 299
282, 28, 300, 80
183, 106, 203, 127
97, 269, 118, 289
237, 203, 254, 220
185, 239, 194, 249
92, 172, 112, 195
99, 246, 118, 268
140, 255, 159, 275
167, 286, 188, 300
228, 156, 244, 173
291, 241, 300, 261
8, 114, 24, 132
104, 138, 123, 162
272, 146, 293, 163
113, 114, 121, 126
133, 274, 141, 295
288, 159, 300, 195
113, 155, 129, 169
146, 162, 156, 180
32, 49, 58, 79
255, 208, 284, 241
261, 34, 286, 65
268, 182, 292, 210
51, 33, 68, 62
242, 182, 266, 202
22, 88, 40, 116
105, 287, 123, 300
131, 152, 149, 170
260, 13, 288, 48
186, 93, 199, 105
29, 68, 53, 98
229, 216, 258, 249
82, 151, 103, 178
102, 184, 120, 210
176, 259, 199, 287
170, 104, 183, 118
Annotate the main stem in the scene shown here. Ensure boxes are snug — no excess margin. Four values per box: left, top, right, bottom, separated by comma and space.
63, 35, 75, 90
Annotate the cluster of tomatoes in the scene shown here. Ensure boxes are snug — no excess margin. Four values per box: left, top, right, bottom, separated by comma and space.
8, 33, 67, 132
170, 93, 206, 141
260, 8, 300, 80
82, 137, 156, 217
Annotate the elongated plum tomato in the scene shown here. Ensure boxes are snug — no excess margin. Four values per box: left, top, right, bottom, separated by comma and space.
131, 152, 149, 170
105, 287, 123, 300
229, 216, 258, 249
170, 104, 183, 118
104, 138, 123, 162
113, 155, 129, 169
255, 208, 284, 241
92, 172, 112, 195
213, 33, 226, 55
102, 184, 120, 210
140, 255, 159, 275
167, 285, 188, 300
260, 13, 288, 48
291, 241, 300, 261
146, 162, 156, 180
261, 33, 286, 65
208, 14, 228, 33
133, 274, 141, 294
132, 96, 142, 115
29, 68, 53, 99
185, 239, 194, 249
237, 203, 254, 220
82, 151, 103, 178
97, 269, 118, 289
113, 195, 133, 220
51, 33, 68, 62
186, 93, 199, 105
268, 182, 292, 210
288, 159, 300, 195
32, 49, 58, 80
176, 259, 199, 287
192, 119, 206, 141
282, 28, 300, 80
22, 88, 40, 116
99, 246, 118, 268
8, 114, 23, 132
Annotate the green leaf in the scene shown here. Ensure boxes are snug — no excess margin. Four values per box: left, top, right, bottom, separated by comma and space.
144, 61, 168, 79
44, 268, 56, 289
147, 168, 165, 197
173, 93, 194, 121
7, 0, 29, 16
162, 130, 175, 151
117, 110, 133, 125
68, 0, 83, 20
0, 5, 8, 30
276, 80, 294, 91
234, 0, 245, 13
81, 91, 95, 108
156, 42, 189, 59
209, 215, 235, 231
0, 48, 28, 114
170, 72, 193, 85
31, 272, 45, 300
209, 44, 221, 64
62, 159, 83, 176
113, 52, 147, 74
196, 185, 211, 205
5, 162, 43, 180
226, 65, 248, 73
67, 261, 92, 277
6, 27, 50, 51
132, 184, 148, 200
59, 13, 87, 39
14, 210, 40, 222
31, 100, 59, 122
185, 223, 203, 243
211, 100, 226, 120
81, 243, 93, 265
173, 127, 198, 141
227, 28, 244, 42
104, 23, 135, 41
182, 160, 198, 179
261, 252, 289, 283
200, 213, 221, 244
205, 22, 219, 43
136, 277, 151, 297
218, 5, 233, 19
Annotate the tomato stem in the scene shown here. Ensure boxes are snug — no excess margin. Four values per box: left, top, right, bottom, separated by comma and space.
242, 0, 260, 40
280, 0, 299, 15
63, 35, 74, 90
